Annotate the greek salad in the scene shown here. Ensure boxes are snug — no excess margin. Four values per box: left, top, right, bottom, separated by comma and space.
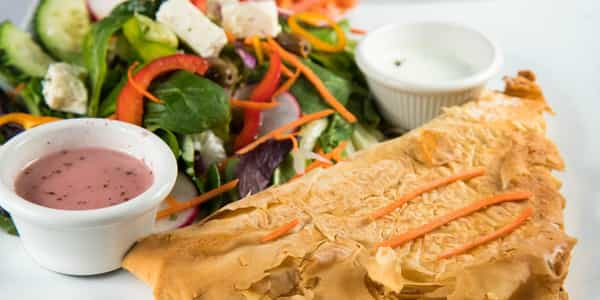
0, 0, 386, 234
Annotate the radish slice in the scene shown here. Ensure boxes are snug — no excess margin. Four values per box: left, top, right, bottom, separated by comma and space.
259, 92, 302, 136
153, 174, 199, 233
87, 0, 127, 20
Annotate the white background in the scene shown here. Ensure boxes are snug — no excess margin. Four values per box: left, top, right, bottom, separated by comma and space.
1, 0, 599, 299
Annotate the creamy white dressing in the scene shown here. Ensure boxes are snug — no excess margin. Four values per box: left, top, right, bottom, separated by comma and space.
377, 47, 476, 83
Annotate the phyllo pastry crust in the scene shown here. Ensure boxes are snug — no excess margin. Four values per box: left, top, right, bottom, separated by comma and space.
124, 71, 576, 300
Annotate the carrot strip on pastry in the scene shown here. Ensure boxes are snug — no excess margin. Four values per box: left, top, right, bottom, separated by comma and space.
370, 167, 486, 220
438, 206, 534, 260
261, 219, 300, 242
375, 191, 533, 248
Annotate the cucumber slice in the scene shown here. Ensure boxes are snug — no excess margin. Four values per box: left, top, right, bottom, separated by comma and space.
34, 0, 91, 63
0, 21, 54, 86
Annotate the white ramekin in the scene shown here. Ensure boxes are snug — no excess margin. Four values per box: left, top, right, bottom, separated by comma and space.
0, 119, 177, 275
355, 21, 503, 130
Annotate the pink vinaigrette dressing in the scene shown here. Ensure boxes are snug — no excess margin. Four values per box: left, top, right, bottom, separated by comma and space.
14, 148, 154, 210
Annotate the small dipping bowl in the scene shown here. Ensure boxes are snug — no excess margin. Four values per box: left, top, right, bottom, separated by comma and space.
0, 119, 177, 275
355, 21, 503, 130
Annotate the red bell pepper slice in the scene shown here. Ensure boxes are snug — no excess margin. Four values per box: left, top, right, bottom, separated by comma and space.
234, 52, 282, 149
116, 54, 210, 126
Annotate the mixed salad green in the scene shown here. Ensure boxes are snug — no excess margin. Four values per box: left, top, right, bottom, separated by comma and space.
0, 0, 385, 235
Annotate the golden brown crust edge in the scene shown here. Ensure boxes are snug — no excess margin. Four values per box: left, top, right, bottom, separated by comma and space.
123, 71, 576, 300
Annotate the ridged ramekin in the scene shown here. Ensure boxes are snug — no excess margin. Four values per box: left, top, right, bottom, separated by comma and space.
355, 22, 503, 130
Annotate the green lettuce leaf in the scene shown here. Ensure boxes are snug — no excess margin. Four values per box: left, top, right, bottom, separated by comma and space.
144, 71, 231, 135
82, 13, 132, 117
318, 114, 353, 153
290, 60, 352, 114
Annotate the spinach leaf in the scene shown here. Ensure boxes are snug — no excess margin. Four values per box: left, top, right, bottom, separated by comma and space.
347, 86, 381, 127
290, 60, 352, 114
319, 114, 353, 153
83, 14, 132, 117
222, 158, 240, 203
202, 164, 223, 215
144, 71, 231, 135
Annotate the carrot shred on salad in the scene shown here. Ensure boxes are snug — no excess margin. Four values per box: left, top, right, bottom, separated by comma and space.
438, 206, 534, 260
288, 12, 347, 52
225, 31, 236, 44
156, 179, 240, 220
281, 64, 295, 77
261, 218, 300, 242
236, 109, 335, 155
326, 140, 348, 162
369, 167, 487, 220
274, 132, 300, 152
375, 191, 534, 248
274, 69, 302, 97
127, 62, 164, 104
230, 99, 279, 110
266, 38, 357, 123
165, 196, 178, 207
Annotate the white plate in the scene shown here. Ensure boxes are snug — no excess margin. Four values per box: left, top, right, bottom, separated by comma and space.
1, 0, 599, 299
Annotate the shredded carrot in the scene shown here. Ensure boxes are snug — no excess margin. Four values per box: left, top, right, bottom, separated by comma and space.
288, 12, 347, 52
251, 36, 264, 65
273, 69, 301, 97
0, 113, 60, 129
438, 206, 534, 260
274, 132, 300, 152
326, 140, 348, 162
370, 167, 486, 220
107, 114, 117, 120
165, 196, 178, 207
281, 64, 295, 77
267, 38, 357, 123
236, 109, 335, 155
156, 179, 240, 220
225, 31, 236, 43
350, 27, 367, 35
128, 62, 164, 104
291, 159, 333, 181
374, 191, 533, 248
231, 99, 279, 110
261, 219, 300, 242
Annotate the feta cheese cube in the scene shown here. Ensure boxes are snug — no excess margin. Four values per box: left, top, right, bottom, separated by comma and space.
42, 63, 88, 115
221, 0, 281, 38
157, 0, 227, 57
